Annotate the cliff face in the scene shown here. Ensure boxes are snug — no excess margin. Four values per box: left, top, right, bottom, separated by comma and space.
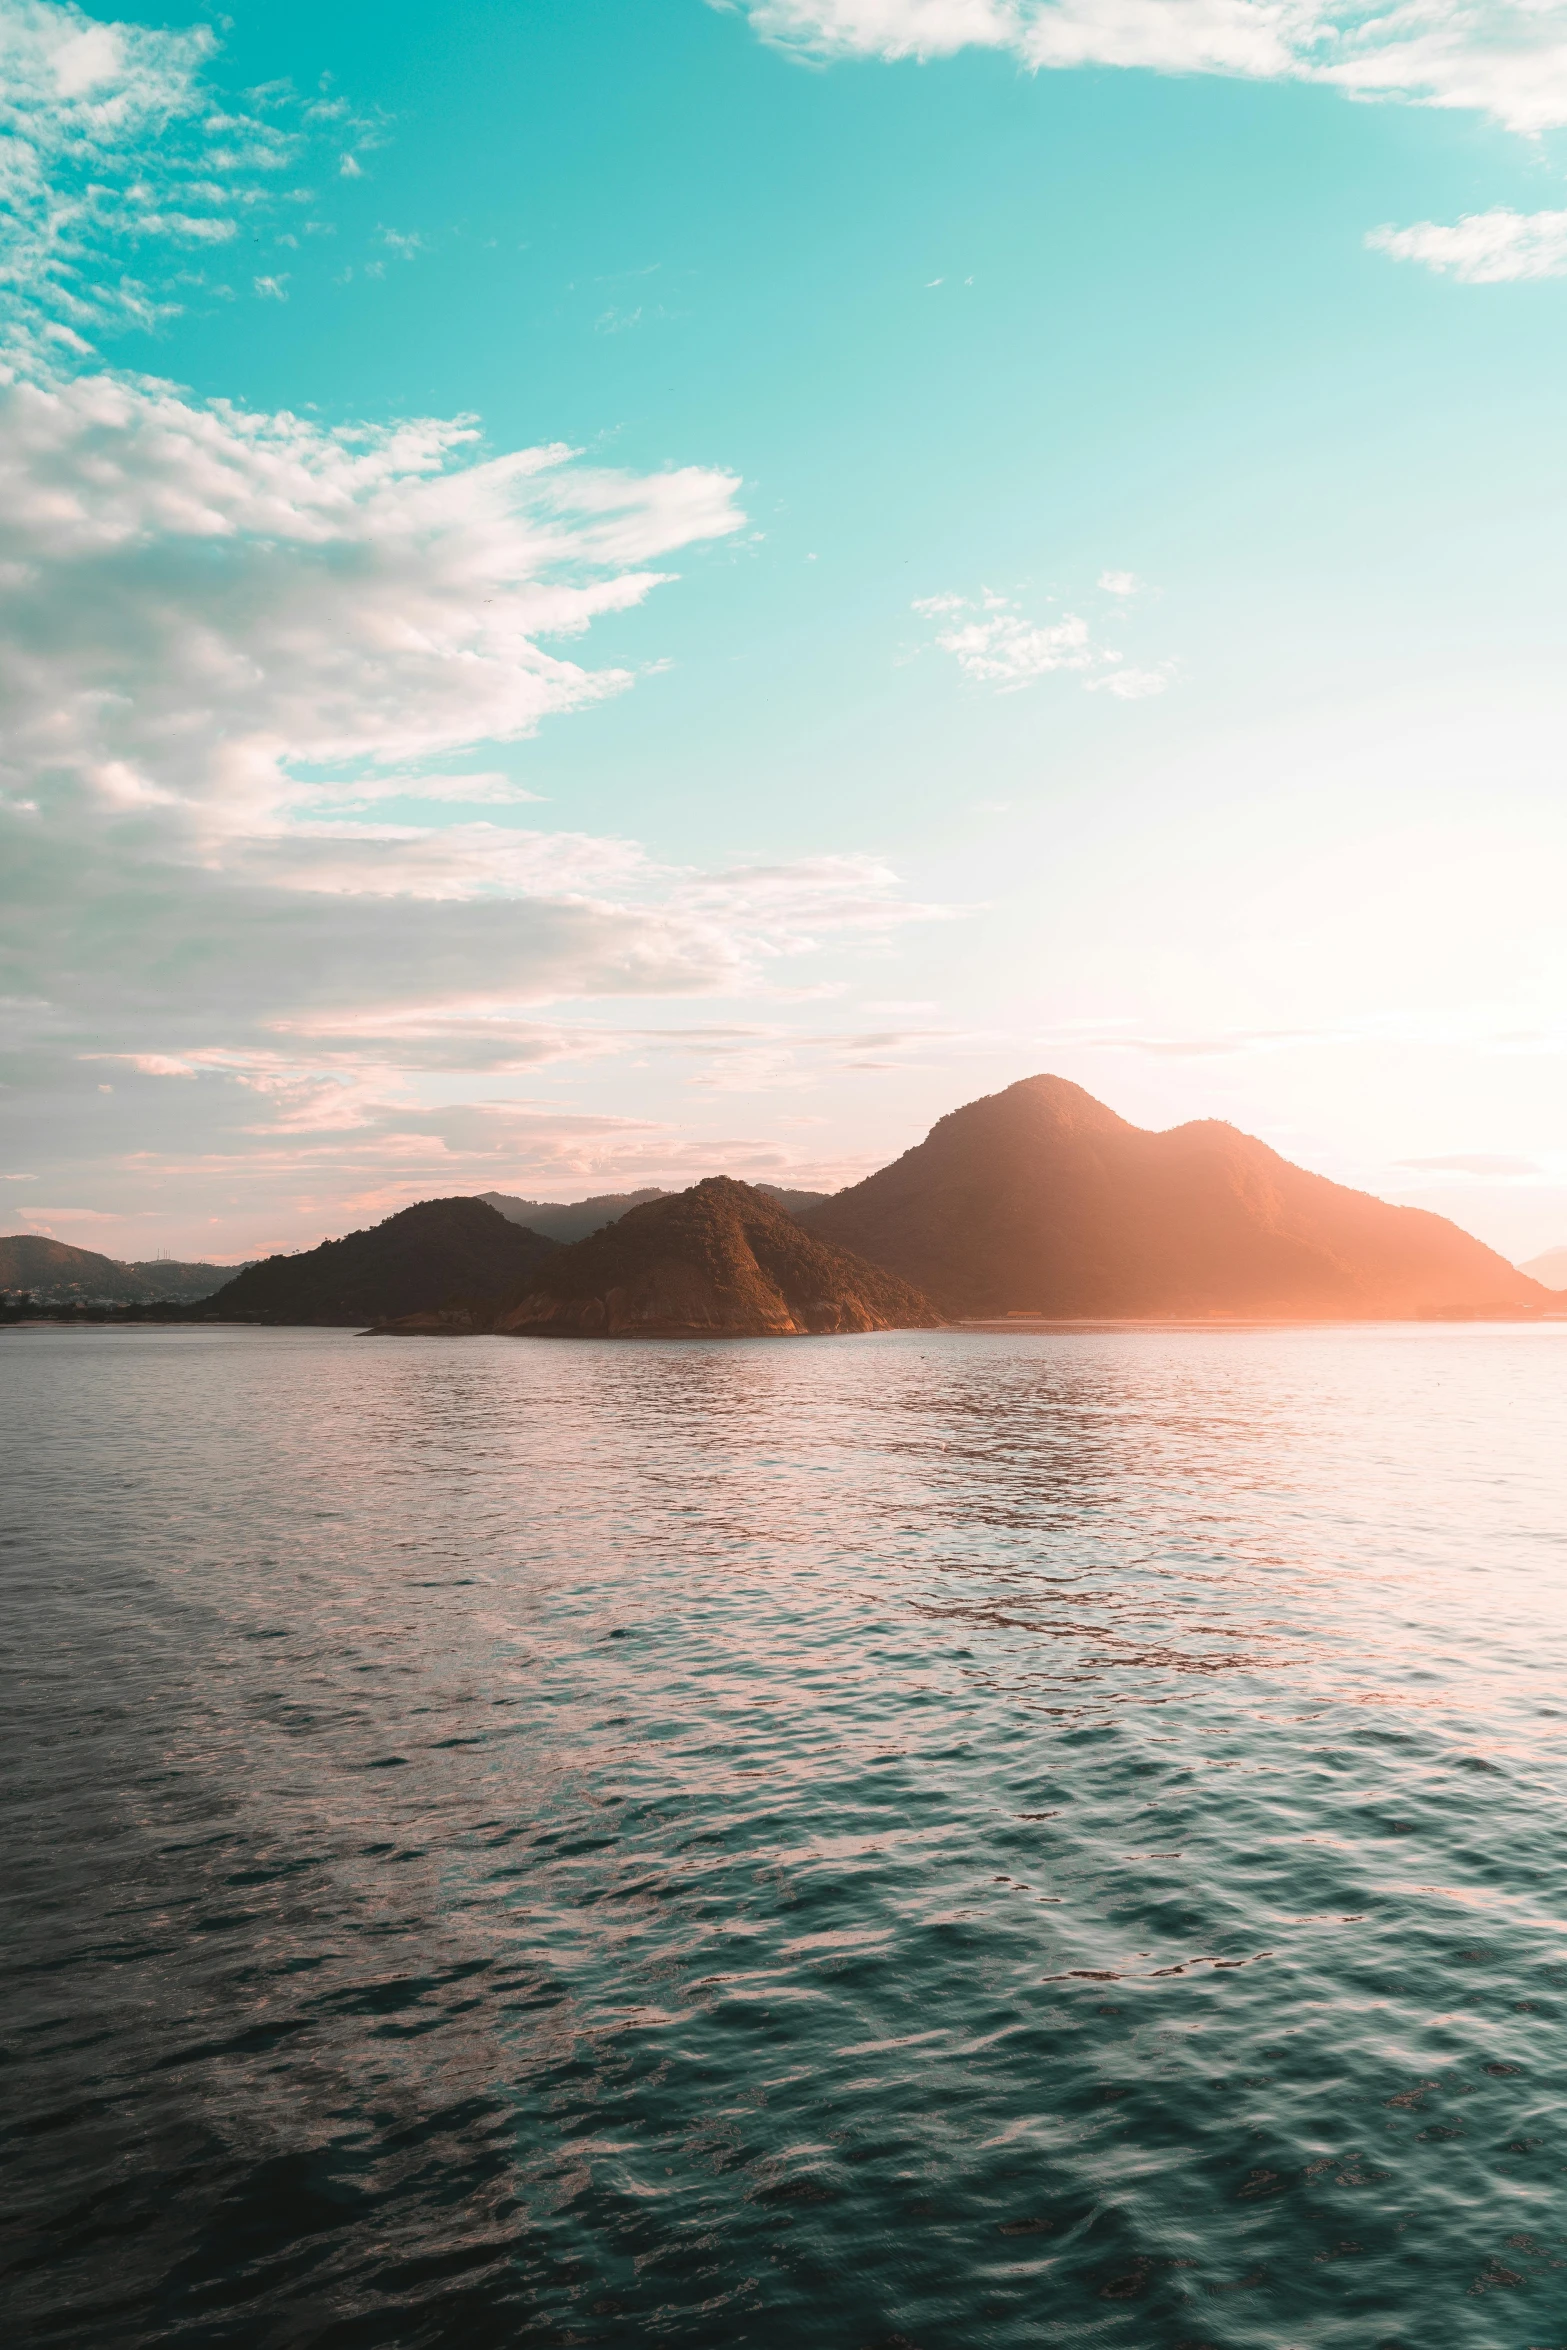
803, 1075, 1549, 1321
209, 1198, 556, 1326
496, 1177, 939, 1338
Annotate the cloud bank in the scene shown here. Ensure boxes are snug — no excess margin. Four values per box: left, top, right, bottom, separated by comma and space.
727, 0, 1567, 134
0, 367, 744, 829
0, 2, 958, 1247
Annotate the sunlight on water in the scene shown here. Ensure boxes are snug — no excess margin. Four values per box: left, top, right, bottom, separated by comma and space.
3, 1324, 1564, 2346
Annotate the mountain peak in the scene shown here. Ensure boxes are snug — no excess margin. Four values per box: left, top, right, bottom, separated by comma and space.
934, 1072, 1133, 1134
211, 1196, 556, 1326
804, 1080, 1545, 1320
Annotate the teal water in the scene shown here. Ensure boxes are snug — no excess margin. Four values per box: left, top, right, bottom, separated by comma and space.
3, 1323, 1563, 2346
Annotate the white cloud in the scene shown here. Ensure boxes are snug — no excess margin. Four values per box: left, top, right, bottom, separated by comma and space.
0, 4, 954, 1243
1, 825, 953, 1232
1098, 568, 1142, 594
0, 3, 969, 1253
0, 361, 951, 1076
1087, 662, 1174, 697
0, 0, 371, 356
678, 852, 956, 948
310, 771, 546, 807
915, 593, 1095, 686
224, 823, 660, 904
913, 588, 1173, 695
1367, 208, 1567, 283
0, 367, 744, 838
728, 0, 1567, 135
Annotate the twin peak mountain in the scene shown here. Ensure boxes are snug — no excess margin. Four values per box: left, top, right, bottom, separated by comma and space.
209, 1076, 1547, 1334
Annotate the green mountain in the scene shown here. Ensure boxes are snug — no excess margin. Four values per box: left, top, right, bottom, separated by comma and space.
0, 1236, 239, 1305
209, 1198, 556, 1327
490, 1177, 938, 1338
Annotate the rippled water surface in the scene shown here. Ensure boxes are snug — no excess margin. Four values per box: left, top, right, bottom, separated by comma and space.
4, 1323, 1565, 2347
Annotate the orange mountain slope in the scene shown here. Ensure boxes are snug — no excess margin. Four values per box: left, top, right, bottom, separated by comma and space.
803, 1075, 1549, 1321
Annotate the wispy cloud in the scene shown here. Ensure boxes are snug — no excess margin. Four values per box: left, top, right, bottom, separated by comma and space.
0, 0, 382, 356
1034, 1017, 1334, 1056
1052, 1014, 1567, 1062
1085, 664, 1171, 700
306, 772, 547, 808
1367, 209, 1567, 284
727, 0, 1567, 135
914, 591, 1096, 687
913, 587, 1174, 696
1395, 1152, 1545, 1177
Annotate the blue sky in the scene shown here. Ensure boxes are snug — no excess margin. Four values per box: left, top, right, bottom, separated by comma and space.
5, 0, 1567, 1260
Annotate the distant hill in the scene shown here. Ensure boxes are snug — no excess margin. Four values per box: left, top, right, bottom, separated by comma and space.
209, 1198, 556, 1326
483, 1177, 938, 1338
752, 1182, 832, 1215
125, 1259, 250, 1303
480, 1181, 829, 1246
0, 1236, 239, 1305
1519, 1245, 1567, 1292
0, 1236, 147, 1304
802, 1075, 1549, 1321
478, 1188, 670, 1244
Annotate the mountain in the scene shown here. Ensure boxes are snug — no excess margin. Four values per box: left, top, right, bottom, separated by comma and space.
125, 1259, 249, 1303
802, 1075, 1549, 1321
490, 1177, 938, 1338
0, 1236, 239, 1305
480, 1181, 830, 1246
209, 1198, 557, 1326
479, 1188, 670, 1244
754, 1183, 833, 1216
1519, 1245, 1567, 1292
1, 1236, 148, 1304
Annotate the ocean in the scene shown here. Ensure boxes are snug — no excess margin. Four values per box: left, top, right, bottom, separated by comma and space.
3, 1323, 1563, 2347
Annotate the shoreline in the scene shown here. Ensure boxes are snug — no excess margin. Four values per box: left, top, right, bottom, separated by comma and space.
7, 1309, 1567, 1336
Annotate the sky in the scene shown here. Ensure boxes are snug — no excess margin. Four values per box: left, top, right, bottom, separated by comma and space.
4, 0, 1567, 1266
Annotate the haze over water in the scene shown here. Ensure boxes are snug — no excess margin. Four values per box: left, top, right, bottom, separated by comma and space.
5, 1324, 1564, 2347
